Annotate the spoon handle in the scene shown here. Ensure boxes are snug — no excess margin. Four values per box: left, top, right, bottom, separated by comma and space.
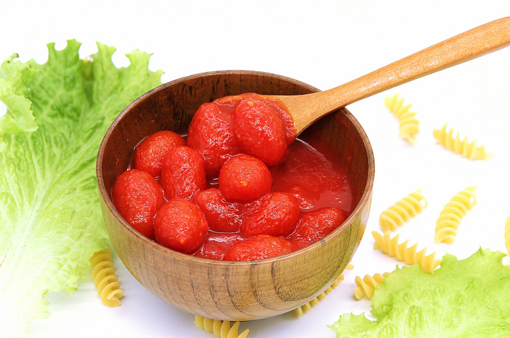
279, 17, 510, 134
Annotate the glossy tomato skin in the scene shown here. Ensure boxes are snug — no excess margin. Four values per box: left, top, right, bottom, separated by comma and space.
112, 169, 165, 239
134, 130, 186, 178
193, 188, 242, 232
218, 154, 272, 203
224, 235, 298, 261
241, 192, 300, 238
193, 232, 245, 260
160, 146, 206, 201
154, 198, 209, 254
288, 207, 346, 248
233, 98, 287, 167
187, 102, 240, 178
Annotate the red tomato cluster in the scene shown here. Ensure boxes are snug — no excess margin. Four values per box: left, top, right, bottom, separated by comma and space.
112, 94, 350, 261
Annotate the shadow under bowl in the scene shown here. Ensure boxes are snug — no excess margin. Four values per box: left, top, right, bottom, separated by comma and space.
96, 70, 375, 321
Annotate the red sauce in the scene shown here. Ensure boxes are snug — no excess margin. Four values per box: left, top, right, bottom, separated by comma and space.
271, 139, 352, 214
113, 93, 353, 260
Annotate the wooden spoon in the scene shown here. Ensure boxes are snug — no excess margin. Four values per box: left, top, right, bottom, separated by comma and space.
273, 17, 510, 135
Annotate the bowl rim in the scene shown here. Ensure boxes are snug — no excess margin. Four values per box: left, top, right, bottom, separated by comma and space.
96, 70, 375, 267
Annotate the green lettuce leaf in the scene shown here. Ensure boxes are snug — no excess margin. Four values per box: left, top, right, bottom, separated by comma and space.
330, 248, 510, 337
0, 40, 163, 337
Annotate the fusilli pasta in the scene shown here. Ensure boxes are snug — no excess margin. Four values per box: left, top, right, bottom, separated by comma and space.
433, 124, 492, 160
384, 93, 420, 143
505, 215, 510, 257
353, 272, 390, 300
90, 247, 124, 307
294, 264, 354, 316
372, 231, 441, 273
434, 186, 477, 244
194, 316, 249, 338
379, 189, 427, 232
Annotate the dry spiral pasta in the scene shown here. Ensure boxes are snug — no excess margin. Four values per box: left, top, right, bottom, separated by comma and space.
372, 231, 441, 273
294, 264, 354, 316
433, 124, 492, 160
90, 247, 124, 307
379, 189, 427, 232
505, 215, 510, 257
194, 316, 249, 338
353, 272, 390, 300
384, 93, 420, 143
434, 186, 477, 244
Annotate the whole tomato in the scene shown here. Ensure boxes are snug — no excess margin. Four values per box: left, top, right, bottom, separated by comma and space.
224, 235, 298, 261
187, 102, 240, 177
193, 232, 245, 260
233, 98, 287, 167
218, 154, 272, 203
241, 192, 300, 238
194, 188, 242, 232
112, 169, 165, 239
160, 146, 206, 201
134, 130, 185, 178
154, 198, 209, 254
288, 207, 346, 248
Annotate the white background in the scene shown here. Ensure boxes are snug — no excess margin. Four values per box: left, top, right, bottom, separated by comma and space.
2, 1, 510, 337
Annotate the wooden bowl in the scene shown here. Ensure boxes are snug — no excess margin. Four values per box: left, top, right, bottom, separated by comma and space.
96, 70, 375, 321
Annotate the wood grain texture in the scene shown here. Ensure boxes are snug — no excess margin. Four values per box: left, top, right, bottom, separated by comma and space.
276, 17, 510, 135
96, 71, 375, 320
